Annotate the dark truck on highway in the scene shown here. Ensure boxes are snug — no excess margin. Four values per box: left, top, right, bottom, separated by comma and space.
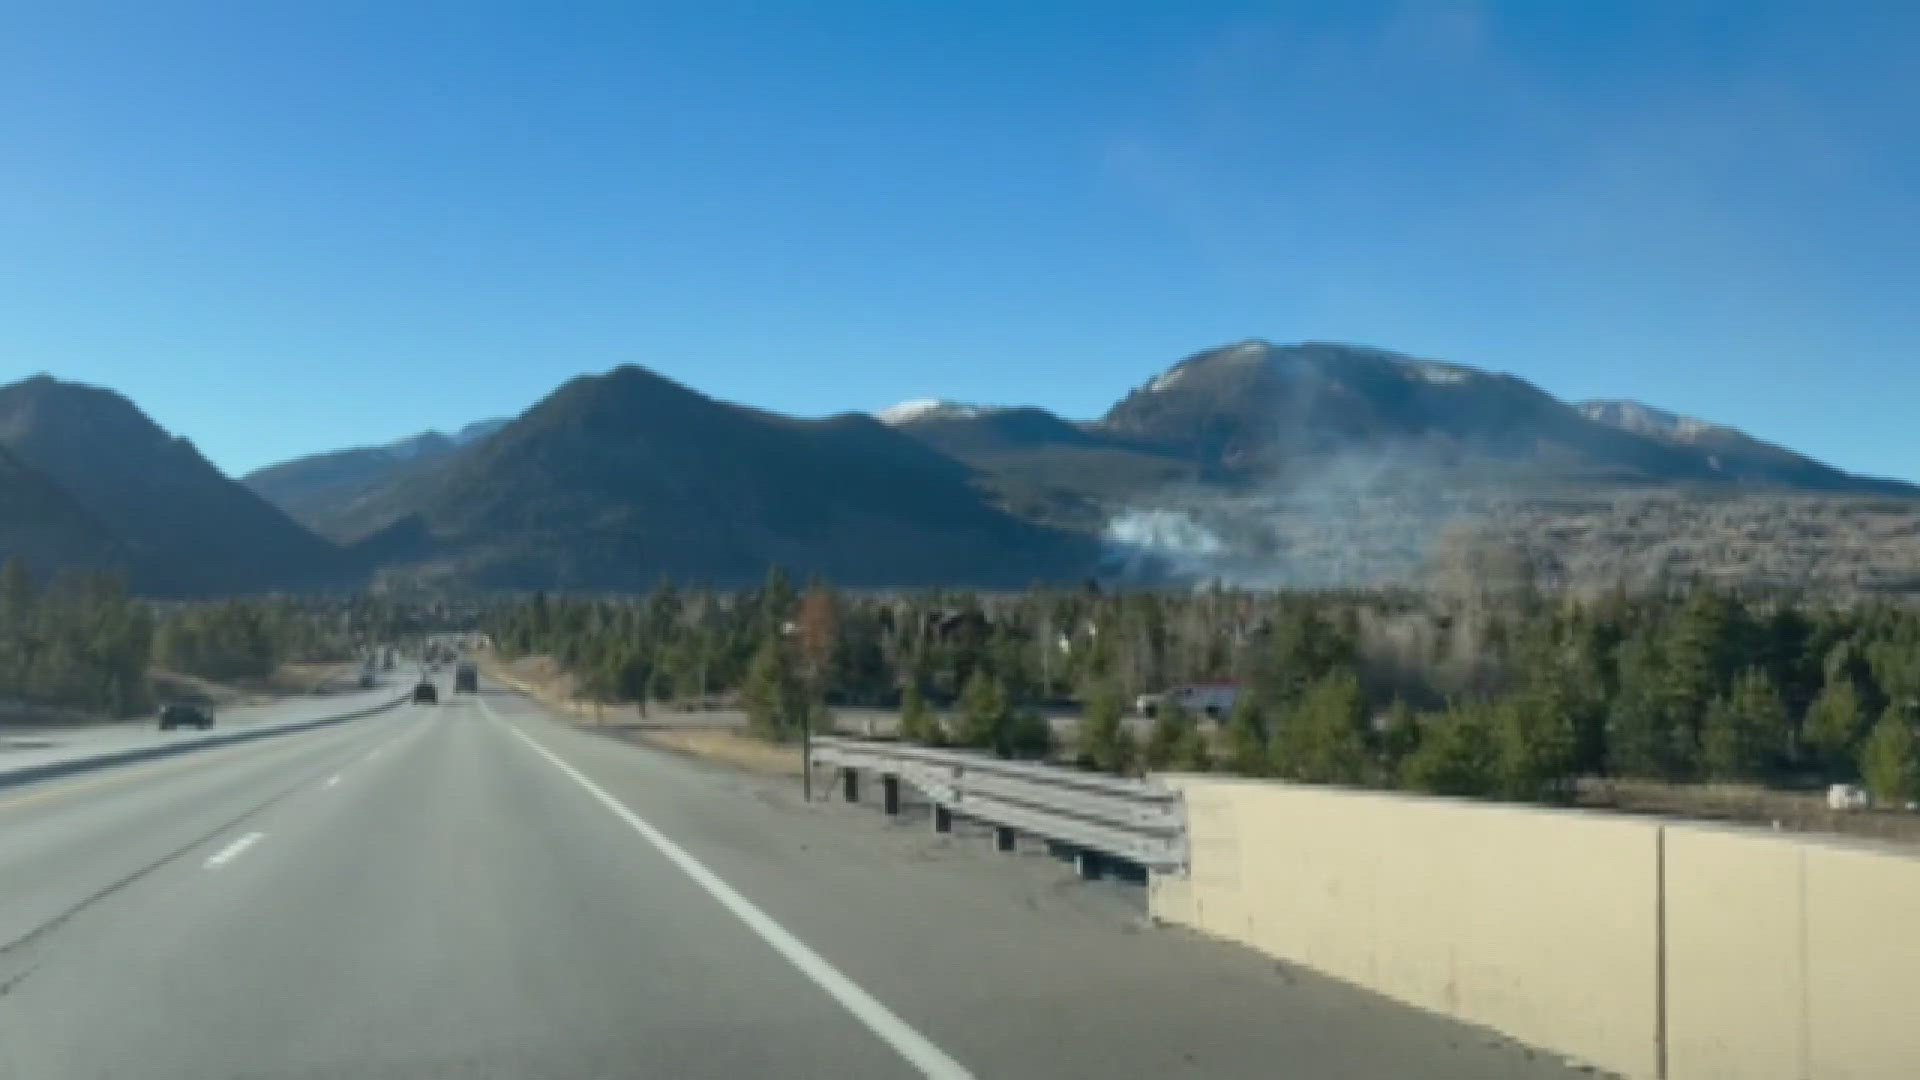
454, 662, 478, 693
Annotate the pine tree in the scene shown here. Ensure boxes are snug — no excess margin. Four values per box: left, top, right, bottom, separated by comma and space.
1173, 716, 1212, 771
1375, 698, 1420, 784
1261, 605, 1356, 712
1222, 691, 1270, 776
1270, 669, 1366, 783
1701, 667, 1788, 782
1608, 634, 1692, 779
1142, 700, 1194, 771
1803, 672, 1865, 779
1491, 685, 1578, 801
1401, 703, 1496, 797
1078, 679, 1131, 773
956, 669, 1009, 753
742, 637, 800, 741
898, 682, 938, 745
1004, 707, 1054, 760
1656, 584, 1737, 772
1859, 706, 1920, 807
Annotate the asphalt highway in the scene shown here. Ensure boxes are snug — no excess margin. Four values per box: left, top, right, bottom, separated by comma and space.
0, 675, 1594, 1079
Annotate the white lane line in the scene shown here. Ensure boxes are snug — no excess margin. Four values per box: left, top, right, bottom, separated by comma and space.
481, 698, 974, 1080
325, 774, 341, 788
204, 831, 265, 869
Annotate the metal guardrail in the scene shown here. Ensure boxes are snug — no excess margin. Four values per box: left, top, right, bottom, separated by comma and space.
808, 735, 1188, 874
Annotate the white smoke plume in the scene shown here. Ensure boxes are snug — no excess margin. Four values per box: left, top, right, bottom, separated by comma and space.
1101, 508, 1227, 580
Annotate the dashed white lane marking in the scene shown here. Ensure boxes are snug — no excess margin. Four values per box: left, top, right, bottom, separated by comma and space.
478, 695, 975, 1080
204, 831, 265, 869
325, 774, 341, 788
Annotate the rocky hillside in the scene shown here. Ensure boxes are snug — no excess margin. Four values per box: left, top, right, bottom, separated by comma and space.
1098, 340, 1913, 495
242, 418, 506, 540
0, 376, 345, 594
0, 442, 129, 574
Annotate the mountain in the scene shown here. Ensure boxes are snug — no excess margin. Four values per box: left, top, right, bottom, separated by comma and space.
1080, 340, 1919, 592
1573, 400, 1905, 491
357, 365, 1096, 588
243, 418, 508, 540
879, 400, 1110, 454
1097, 340, 1915, 494
0, 442, 129, 573
878, 400, 1204, 530
0, 376, 344, 595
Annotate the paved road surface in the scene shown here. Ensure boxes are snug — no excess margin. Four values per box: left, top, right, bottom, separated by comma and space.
0, 675, 1594, 1078
0, 675, 404, 777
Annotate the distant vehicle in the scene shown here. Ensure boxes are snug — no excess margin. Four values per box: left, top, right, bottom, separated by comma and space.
454, 662, 478, 693
1135, 682, 1240, 719
413, 681, 439, 704
158, 703, 213, 731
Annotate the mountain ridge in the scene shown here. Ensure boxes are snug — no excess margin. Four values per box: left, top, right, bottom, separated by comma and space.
242, 417, 509, 541
0, 441, 130, 574
25, 338, 1916, 595
0, 375, 345, 594
360, 364, 1097, 589
1093, 340, 1914, 495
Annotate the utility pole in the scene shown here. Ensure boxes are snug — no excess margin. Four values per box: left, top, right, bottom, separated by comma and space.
795, 587, 837, 803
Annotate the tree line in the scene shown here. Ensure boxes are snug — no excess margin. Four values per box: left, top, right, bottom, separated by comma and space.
485, 570, 1920, 807
0, 556, 424, 717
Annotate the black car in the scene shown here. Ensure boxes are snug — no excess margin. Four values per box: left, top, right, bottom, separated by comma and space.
413, 681, 439, 704
158, 703, 213, 731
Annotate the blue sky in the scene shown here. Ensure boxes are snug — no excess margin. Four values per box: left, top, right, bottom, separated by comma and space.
2, 2, 1916, 479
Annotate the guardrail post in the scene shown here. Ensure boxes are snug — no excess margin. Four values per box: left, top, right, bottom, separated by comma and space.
840, 767, 859, 804
881, 774, 900, 815
994, 826, 1017, 852
931, 804, 953, 833
1075, 849, 1105, 881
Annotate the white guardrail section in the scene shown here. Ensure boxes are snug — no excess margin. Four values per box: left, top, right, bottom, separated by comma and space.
807, 735, 1188, 873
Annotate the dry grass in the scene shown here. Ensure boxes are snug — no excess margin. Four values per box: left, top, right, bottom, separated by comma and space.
485, 651, 802, 775
1577, 777, 1920, 845
149, 667, 264, 708
486, 655, 619, 722
631, 727, 803, 776
263, 662, 352, 695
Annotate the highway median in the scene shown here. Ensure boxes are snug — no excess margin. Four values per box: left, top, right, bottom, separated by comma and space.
0, 686, 414, 792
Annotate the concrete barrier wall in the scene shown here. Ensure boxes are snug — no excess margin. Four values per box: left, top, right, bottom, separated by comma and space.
1153, 777, 1662, 1079
1664, 825, 1806, 1079
1802, 840, 1920, 1079
1153, 777, 1920, 1080
1665, 824, 1920, 1079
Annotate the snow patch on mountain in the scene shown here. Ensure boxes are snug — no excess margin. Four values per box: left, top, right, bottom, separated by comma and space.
876, 399, 990, 425
1576, 400, 1732, 444
1408, 361, 1476, 384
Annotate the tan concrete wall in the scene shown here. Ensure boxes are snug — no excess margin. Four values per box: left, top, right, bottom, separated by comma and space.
1663, 825, 1807, 1080
1153, 777, 1662, 1079
1155, 777, 1920, 1080
1802, 841, 1920, 1079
